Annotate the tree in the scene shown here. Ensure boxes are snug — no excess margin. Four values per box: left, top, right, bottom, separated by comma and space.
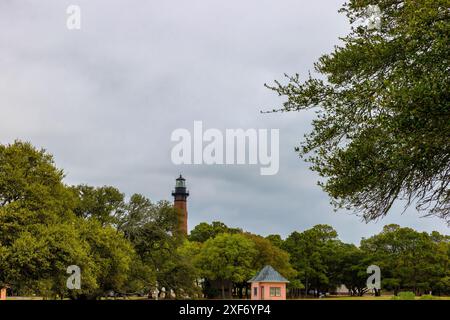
0, 141, 75, 219
189, 226, 295, 299
72, 185, 125, 227
333, 243, 370, 296
265, 234, 284, 248
76, 219, 135, 299
241, 233, 297, 298
266, 0, 450, 223
118, 195, 198, 298
0, 204, 136, 300
169, 240, 203, 298
0, 141, 136, 299
189, 221, 242, 243
244, 234, 296, 279
0, 221, 96, 298
196, 233, 257, 299
361, 224, 450, 295
0, 141, 83, 296
283, 225, 339, 296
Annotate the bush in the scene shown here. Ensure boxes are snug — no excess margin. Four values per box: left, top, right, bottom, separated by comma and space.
420, 294, 439, 300
391, 292, 416, 300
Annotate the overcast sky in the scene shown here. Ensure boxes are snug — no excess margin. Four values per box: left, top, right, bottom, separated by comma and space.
0, 0, 448, 244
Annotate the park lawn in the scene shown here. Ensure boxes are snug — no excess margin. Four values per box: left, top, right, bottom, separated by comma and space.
322, 295, 392, 300
319, 295, 450, 300
5, 295, 450, 300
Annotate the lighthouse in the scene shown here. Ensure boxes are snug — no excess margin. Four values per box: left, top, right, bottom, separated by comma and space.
172, 174, 189, 235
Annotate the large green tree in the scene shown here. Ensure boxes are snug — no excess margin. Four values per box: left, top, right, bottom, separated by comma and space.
244, 233, 296, 279
0, 141, 136, 299
72, 185, 125, 227
236, 233, 297, 298
283, 225, 340, 296
267, 0, 450, 222
189, 221, 242, 243
188, 226, 296, 299
361, 224, 450, 295
265, 234, 284, 248
332, 243, 370, 296
118, 194, 198, 298
0, 141, 83, 295
0, 141, 75, 218
196, 233, 257, 299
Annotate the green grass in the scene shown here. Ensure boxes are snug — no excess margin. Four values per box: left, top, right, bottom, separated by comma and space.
5, 295, 450, 300
319, 295, 450, 300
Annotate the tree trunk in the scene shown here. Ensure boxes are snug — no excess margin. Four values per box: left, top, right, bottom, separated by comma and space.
305, 277, 309, 297
221, 280, 225, 299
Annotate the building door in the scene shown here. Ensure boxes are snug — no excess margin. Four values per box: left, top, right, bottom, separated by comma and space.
261, 286, 264, 300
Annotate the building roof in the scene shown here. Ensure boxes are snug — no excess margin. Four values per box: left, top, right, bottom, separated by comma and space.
248, 265, 289, 283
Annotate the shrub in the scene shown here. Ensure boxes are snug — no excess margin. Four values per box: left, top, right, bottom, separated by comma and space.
391, 292, 416, 300
420, 294, 439, 300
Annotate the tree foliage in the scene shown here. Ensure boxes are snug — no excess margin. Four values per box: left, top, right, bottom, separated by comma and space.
196, 233, 257, 298
243, 233, 296, 280
361, 224, 450, 295
189, 221, 242, 243
117, 194, 196, 297
72, 185, 125, 227
188, 223, 297, 298
266, 0, 450, 223
0, 142, 135, 298
283, 225, 340, 295
1, 141, 449, 299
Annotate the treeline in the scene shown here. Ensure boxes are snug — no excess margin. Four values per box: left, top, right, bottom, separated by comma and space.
0, 141, 449, 299
189, 222, 450, 298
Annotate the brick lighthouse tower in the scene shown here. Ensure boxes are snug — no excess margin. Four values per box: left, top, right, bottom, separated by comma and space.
172, 174, 189, 235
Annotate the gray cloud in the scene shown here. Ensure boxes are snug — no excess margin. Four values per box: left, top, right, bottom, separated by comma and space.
0, 0, 447, 244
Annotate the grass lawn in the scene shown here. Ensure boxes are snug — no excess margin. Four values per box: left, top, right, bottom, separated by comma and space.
312, 295, 450, 300
5, 295, 450, 300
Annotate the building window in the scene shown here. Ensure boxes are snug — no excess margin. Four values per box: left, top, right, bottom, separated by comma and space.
270, 287, 281, 297
253, 287, 258, 296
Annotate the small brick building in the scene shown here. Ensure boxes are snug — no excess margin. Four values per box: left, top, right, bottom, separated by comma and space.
248, 265, 289, 300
